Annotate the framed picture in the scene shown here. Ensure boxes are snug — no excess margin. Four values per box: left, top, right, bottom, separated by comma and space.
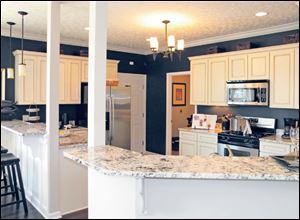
172, 83, 186, 106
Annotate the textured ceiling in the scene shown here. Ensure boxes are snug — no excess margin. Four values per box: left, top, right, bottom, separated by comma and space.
1, 1, 299, 54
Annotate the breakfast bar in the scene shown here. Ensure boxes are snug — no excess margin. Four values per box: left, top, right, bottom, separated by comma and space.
64, 145, 299, 219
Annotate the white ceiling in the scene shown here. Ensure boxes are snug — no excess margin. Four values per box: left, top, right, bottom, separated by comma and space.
1, 1, 299, 54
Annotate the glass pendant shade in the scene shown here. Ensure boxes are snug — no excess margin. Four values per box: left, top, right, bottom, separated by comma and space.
7, 68, 14, 79
177, 39, 184, 51
18, 63, 26, 77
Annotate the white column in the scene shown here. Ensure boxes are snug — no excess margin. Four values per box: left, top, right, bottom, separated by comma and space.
46, 1, 60, 217
88, 1, 107, 147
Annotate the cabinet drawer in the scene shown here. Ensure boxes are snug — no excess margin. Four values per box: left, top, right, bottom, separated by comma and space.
198, 133, 217, 144
260, 142, 291, 155
180, 131, 197, 141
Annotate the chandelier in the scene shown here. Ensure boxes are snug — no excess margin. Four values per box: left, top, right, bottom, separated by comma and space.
148, 20, 184, 61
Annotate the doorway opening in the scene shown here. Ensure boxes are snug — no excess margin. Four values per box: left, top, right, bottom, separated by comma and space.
166, 71, 195, 155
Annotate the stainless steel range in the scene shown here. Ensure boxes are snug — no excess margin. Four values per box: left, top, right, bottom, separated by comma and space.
218, 117, 276, 156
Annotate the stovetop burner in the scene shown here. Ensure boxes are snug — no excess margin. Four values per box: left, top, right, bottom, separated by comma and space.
220, 131, 273, 139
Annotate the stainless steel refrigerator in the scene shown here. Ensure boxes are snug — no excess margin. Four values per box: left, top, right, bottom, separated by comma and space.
106, 85, 131, 150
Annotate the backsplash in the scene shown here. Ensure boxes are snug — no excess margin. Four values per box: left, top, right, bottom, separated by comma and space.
197, 106, 299, 129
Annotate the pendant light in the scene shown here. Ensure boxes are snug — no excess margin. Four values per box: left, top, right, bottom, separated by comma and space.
18, 11, 28, 77
7, 21, 16, 79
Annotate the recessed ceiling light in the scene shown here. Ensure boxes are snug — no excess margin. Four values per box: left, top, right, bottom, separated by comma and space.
255, 12, 268, 17
84, 27, 90, 31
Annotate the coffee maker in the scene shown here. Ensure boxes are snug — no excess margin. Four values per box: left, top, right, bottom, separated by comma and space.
282, 118, 299, 139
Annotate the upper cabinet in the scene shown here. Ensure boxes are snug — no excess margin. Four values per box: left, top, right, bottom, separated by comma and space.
294, 46, 299, 109
14, 50, 119, 105
208, 57, 228, 106
269, 48, 295, 108
81, 59, 120, 82
228, 54, 248, 80
190, 59, 208, 105
248, 52, 269, 80
189, 43, 299, 109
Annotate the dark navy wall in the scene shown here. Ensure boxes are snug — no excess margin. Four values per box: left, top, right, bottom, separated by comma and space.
1, 36, 146, 123
145, 30, 300, 154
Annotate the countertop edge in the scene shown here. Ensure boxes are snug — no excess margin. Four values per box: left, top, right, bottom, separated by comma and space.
63, 149, 299, 182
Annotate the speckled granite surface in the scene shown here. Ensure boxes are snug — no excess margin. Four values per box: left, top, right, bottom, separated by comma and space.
59, 128, 88, 149
1, 120, 46, 136
63, 145, 299, 181
178, 127, 222, 135
260, 135, 294, 145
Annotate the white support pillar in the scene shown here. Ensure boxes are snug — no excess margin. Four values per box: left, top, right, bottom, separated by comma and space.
46, 1, 61, 218
88, 1, 107, 147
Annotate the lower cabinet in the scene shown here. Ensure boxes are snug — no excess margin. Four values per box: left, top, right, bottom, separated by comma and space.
179, 130, 218, 156
259, 141, 293, 156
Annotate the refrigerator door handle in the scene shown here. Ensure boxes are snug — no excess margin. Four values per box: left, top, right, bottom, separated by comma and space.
108, 96, 113, 145
111, 97, 115, 143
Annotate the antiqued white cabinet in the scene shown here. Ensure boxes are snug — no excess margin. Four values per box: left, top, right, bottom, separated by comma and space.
190, 59, 208, 105
228, 54, 248, 80
14, 50, 119, 105
270, 48, 295, 108
59, 58, 81, 104
248, 52, 269, 80
294, 46, 299, 109
260, 141, 293, 156
208, 57, 228, 106
81, 60, 89, 82
179, 130, 218, 156
15, 52, 43, 105
80, 59, 120, 82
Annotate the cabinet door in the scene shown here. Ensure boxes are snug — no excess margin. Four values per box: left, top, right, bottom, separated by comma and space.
59, 59, 69, 104
35, 56, 47, 104
295, 47, 299, 109
16, 55, 36, 104
81, 60, 88, 82
248, 52, 269, 80
69, 60, 81, 104
270, 49, 295, 108
190, 59, 208, 105
107, 62, 118, 80
208, 57, 228, 106
198, 142, 217, 156
228, 54, 248, 80
179, 140, 197, 156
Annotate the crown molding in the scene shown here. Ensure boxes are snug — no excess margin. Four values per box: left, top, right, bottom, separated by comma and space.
1, 28, 148, 55
185, 22, 299, 48
2, 21, 299, 56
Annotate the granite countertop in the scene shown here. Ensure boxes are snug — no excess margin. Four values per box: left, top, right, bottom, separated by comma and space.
63, 145, 299, 181
179, 127, 223, 135
1, 120, 46, 136
260, 135, 294, 145
59, 128, 88, 149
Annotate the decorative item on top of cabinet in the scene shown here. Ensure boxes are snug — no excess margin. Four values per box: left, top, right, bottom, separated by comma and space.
270, 48, 295, 109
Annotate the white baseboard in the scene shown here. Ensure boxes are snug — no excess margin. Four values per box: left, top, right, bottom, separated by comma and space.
62, 206, 88, 216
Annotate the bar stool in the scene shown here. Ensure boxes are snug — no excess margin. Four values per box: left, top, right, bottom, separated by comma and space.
1, 153, 28, 214
1, 146, 11, 192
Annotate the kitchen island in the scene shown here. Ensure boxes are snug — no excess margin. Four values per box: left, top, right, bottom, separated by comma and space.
1, 120, 88, 218
64, 145, 299, 219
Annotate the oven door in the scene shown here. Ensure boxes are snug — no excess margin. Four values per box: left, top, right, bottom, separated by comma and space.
218, 143, 259, 157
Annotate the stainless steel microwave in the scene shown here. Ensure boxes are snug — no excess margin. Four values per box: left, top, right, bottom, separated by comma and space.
227, 80, 269, 106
